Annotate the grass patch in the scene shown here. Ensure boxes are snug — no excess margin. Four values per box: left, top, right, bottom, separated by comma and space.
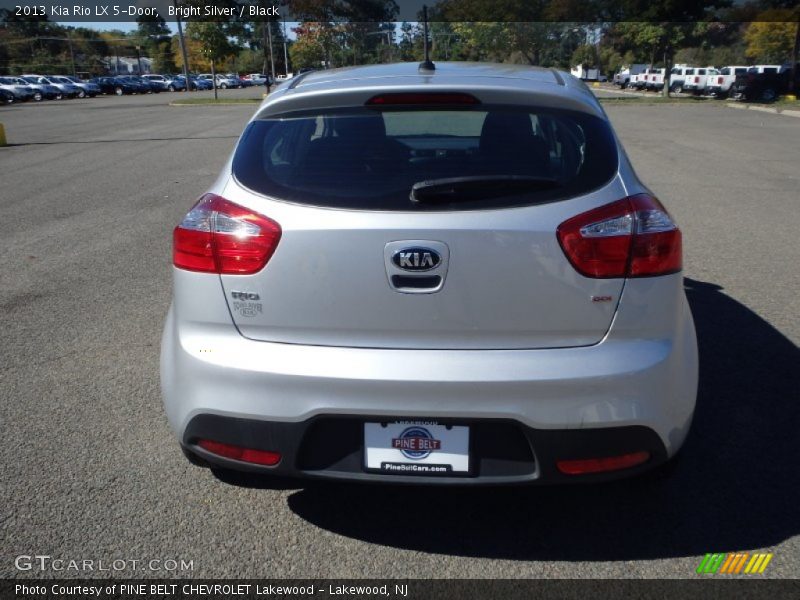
170, 98, 262, 106
598, 95, 713, 105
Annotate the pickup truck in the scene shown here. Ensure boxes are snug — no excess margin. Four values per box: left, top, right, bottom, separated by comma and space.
667, 66, 692, 93
630, 71, 649, 90
683, 67, 720, 95
705, 66, 750, 97
613, 64, 647, 88
644, 68, 665, 91
731, 65, 799, 102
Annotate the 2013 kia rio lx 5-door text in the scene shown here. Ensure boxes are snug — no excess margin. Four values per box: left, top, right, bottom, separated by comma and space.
161, 62, 698, 484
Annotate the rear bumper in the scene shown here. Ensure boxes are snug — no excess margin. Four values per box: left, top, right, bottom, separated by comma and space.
182, 414, 668, 485
161, 273, 698, 484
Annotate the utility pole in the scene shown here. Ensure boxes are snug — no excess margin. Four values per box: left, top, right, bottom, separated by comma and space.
282, 13, 289, 76
267, 20, 275, 80
172, 0, 191, 92
66, 31, 76, 77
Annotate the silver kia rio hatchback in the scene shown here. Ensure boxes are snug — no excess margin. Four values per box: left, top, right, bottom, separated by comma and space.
161, 62, 698, 484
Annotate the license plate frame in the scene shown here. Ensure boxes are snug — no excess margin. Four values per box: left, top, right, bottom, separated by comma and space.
363, 421, 470, 476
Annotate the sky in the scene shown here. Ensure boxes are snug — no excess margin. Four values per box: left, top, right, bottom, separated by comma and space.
62, 20, 299, 39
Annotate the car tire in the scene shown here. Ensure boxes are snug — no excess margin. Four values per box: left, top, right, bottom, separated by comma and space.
220, 84, 227, 89
671, 83, 683, 94
33, 91, 43, 102
760, 87, 777, 103
115, 87, 123, 96
55, 93, 63, 100
76, 89, 86, 98
168, 85, 175, 92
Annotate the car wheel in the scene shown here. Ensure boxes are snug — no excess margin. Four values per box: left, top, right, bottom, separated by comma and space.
220, 83, 227, 89
760, 88, 777, 103
671, 83, 683, 94
55, 93, 63, 100
168, 85, 175, 92
76, 89, 86, 98
33, 91, 43, 102
621, 81, 628, 89
115, 87, 123, 96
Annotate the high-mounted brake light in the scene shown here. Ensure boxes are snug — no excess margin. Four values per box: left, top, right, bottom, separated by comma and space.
557, 194, 682, 278
197, 439, 281, 466
173, 194, 281, 275
366, 92, 480, 106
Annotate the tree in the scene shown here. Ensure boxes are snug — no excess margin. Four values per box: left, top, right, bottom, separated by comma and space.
187, 22, 239, 98
289, 23, 328, 69
136, 14, 176, 73
571, 44, 598, 68
744, 11, 797, 63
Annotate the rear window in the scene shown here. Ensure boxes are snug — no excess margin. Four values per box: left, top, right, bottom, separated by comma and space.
233, 106, 618, 211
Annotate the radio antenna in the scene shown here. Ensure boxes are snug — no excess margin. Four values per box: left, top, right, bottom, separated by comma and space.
419, 5, 435, 71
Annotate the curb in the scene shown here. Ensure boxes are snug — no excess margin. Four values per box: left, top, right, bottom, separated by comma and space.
169, 101, 261, 107
726, 103, 800, 118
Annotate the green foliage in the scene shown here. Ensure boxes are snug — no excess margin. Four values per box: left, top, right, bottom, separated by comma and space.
571, 44, 598, 68
745, 12, 798, 63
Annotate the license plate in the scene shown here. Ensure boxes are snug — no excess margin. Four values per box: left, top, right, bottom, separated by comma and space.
364, 421, 469, 475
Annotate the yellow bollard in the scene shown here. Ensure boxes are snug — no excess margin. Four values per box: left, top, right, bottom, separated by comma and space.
781, 94, 797, 102
0, 123, 6, 147
592, 81, 600, 88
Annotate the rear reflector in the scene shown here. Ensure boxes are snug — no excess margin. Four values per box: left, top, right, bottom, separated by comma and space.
173, 194, 281, 275
557, 194, 681, 278
197, 439, 281, 466
366, 92, 480, 106
556, 451, 650, 475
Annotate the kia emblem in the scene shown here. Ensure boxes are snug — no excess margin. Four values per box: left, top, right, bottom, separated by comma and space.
392, 247, 441, 272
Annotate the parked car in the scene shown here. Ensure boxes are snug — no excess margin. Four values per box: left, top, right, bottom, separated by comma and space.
175, 75, 212, 90
227, 73, 253, 87
731, 64, 800, 102
23, 74, 82, 98
49, 75, 100, 97
6, 76, 62, 100
0, 87, 17, 104
114, 76, 151, 94
90, 76, 138, 96
0, 77, 36, 102
705, 66, 750, 97
198, 73, 242, 89
245, 73, 270, 86
163, 62, 697, 485
132, 76, 165, 93
142, 74, 186, 92
683, 67, 719, 95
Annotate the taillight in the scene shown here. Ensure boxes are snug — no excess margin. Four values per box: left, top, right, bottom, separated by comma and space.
717, 76, 723, 84
197, 439, 281, 466
556, 451, 650, 475
557, 194, 682, 278
173, 193, 281, 274
366, 92, 480, 106
694, 76, 699, 83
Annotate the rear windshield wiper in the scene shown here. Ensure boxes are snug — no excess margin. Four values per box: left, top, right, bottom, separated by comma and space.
410, 175, 561, 204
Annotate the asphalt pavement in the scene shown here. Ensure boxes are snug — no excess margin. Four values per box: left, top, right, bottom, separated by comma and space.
1, 88, 798, 579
